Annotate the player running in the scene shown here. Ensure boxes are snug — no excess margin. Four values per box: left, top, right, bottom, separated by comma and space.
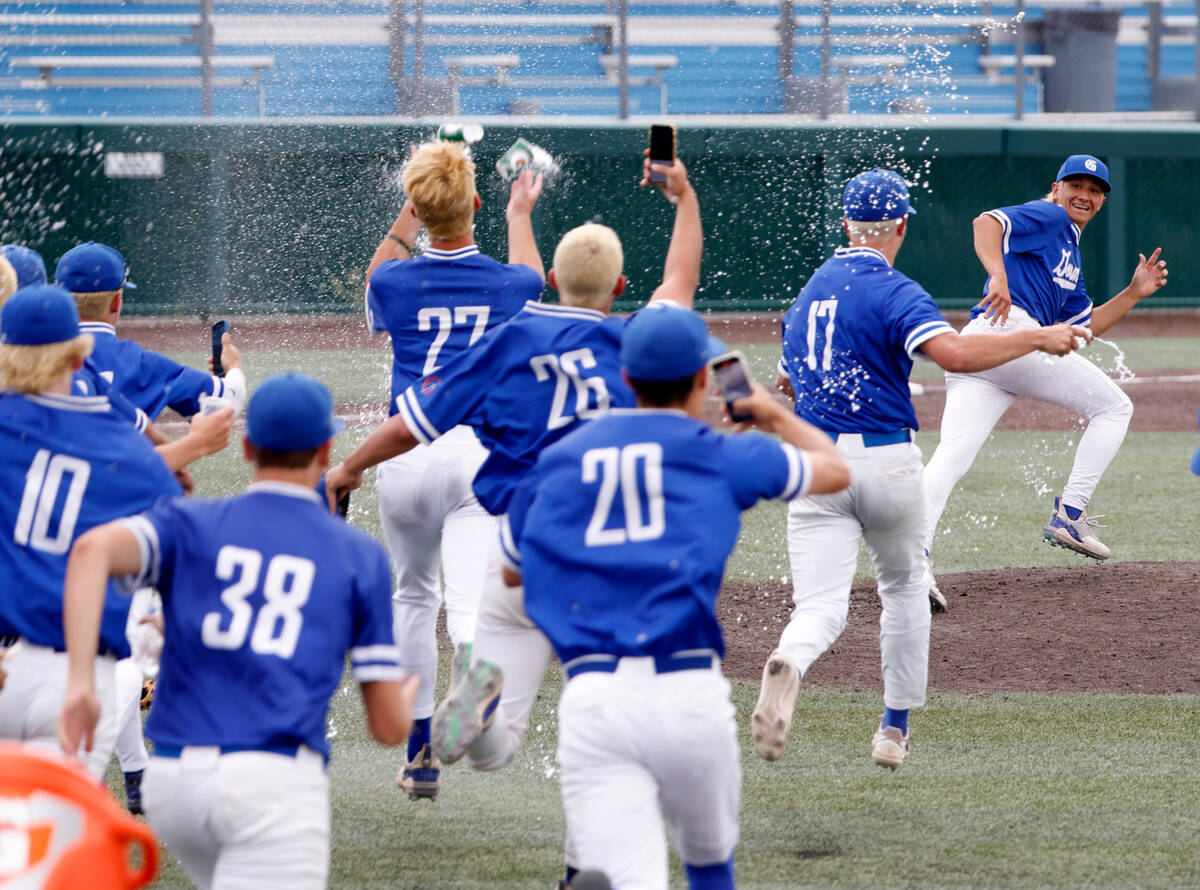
0, 284, 183, 777
923, 155, 1168, 576
500, 305, 849, 890
59, 373, 419, 890
751, 169, 1088, 769
364, 139, 545, 800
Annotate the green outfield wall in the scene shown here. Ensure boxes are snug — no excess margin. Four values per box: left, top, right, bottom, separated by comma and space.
0, 119, 1195, 315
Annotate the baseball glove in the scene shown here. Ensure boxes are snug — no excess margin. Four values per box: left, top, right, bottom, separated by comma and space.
139, 678, 156, 712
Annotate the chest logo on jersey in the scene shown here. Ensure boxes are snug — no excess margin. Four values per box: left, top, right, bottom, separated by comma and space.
421, 376, 441, 395
1051, 249, 1080, 290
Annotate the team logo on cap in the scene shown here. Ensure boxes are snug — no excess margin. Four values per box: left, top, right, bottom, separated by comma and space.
421, 376, 441, 395
1085, 159, 1097, 172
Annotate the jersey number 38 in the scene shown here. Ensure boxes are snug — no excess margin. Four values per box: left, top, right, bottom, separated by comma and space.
202, 545, 315, 659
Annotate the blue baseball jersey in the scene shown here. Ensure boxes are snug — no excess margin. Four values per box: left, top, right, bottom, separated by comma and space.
395, 301, 635, 515
72, 364, 150, 433
80, 321, 229, 419
501, 410, 811, 664
780, 247, 955, 435
0, 392, 180, 655
972, 199, 1093, 327
366, 246, 544, 415
119, 481, 402, 759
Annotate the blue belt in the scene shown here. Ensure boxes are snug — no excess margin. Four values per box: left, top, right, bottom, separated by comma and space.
153, 743, 303, 759
833, 429, 912, 447
564, 652, 715, 681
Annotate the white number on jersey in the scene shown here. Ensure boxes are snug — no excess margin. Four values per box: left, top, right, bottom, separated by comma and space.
202, 546, 315, 659
14, 449, 91, 555
581, 443, 666, 547
530, 349, 612, 431
418, 305, 491, 375
804, 299, 839, 371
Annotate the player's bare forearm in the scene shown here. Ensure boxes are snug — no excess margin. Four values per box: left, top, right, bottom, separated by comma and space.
775, 370, 796, 401
63, 525, 143, 690
361, 675, 419, 745
343, 414, 420, 475
1090, 249, 1168, 337
649, 186, 702, 308
972, 214, 1007, 280
921, 326, 1083, 374
155, 406, 234, 471
1088, 289, 1139, 338
507, 215, 545, 282
366, 199, 422, 282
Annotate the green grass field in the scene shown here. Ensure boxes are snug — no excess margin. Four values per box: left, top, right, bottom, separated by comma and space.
133, 334, 1200, 889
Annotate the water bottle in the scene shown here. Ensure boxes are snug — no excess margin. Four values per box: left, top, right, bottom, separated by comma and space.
438, 123, 484, 144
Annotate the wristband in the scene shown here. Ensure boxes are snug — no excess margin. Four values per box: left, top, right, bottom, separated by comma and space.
387, 233, 415, 253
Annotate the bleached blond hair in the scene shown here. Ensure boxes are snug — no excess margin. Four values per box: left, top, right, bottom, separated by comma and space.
71, 288, 120, 321
0, 334, 92, 394
401, 141, 477, 241
0, 258, 17, 310
845, 217, 905, 243
551, 224, 624, 309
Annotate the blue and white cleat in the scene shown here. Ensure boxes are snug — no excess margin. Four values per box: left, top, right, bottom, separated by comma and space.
1042, 497, 1110, 560
431, 659, 503, 765
397, 744, 441, 800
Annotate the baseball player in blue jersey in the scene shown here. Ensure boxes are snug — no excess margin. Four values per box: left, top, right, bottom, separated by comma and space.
500, 305, 849, 890
56, 241, 247, 419
751, 170, 1088, 768
922, 155, 1168, 574
326, 154, 700, 794
59, 373, 419, 890
0, 285, 182, 778
362, 140, 545, 800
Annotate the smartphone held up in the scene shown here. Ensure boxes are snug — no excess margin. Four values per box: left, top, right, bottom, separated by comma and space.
648, 124, 676, 184
211, 319, 229, 377
711, 351, 754, 423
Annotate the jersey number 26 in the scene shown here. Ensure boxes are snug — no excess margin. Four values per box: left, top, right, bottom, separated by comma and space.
530, 349, 612, 431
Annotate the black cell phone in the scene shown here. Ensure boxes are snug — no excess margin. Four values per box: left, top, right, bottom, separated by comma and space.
337, 491, 350, 518
211, 319, 229, 377
711, 351, 754, 423
648, 124, 676, 184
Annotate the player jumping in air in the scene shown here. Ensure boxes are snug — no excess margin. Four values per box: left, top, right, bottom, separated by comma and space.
500, 305, 849, 890
751, 169, 1088, 769
59, 373, 419, 890
922, 155, 1168, 587
364, 139, 545, 800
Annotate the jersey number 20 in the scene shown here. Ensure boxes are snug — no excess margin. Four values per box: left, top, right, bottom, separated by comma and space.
202, 546, 315, 659
582, 443, 665, 547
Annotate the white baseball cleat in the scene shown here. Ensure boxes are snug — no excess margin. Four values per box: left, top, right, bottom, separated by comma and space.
750, 655, 800, 761
1042, 496, 1110, 560
871, 725, 909, 770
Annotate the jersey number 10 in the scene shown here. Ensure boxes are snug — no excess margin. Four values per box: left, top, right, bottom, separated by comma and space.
202, 545, 315, 659
14, 449, 91, 555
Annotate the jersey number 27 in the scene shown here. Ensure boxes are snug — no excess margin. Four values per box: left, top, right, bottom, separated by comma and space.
418, 306, 490, 375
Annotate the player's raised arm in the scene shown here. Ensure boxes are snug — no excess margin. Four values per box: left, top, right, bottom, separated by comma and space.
506, 168, 545, 281
59, 522, 144, 758
367, 197, 423, 284
973, 212, 1012, 325
1087, 248, 1168, 337
643, 153, 701, 309
920, 323, 1090, 373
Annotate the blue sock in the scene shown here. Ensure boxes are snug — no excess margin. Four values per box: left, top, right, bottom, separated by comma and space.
685, 856, 735, 890
407, 717, 431, 761
1063, 504, 1083, 521
882, 707, 909, 734
563, 866, 578, 887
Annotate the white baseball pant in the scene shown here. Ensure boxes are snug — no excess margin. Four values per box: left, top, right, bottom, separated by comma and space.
0, 642, 118, 778
774, 435, 930, 710
558, 659, 740, 890
922, 305, 1132, 555
114, 588, 156, 774
378, 425, 494, 719
143, 746, 329, 890
462, 538, 553, 771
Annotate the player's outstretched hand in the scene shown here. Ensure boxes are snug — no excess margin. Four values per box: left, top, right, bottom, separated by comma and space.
507, 168, 544, 220
207, 333, 242, 373
976, 275, 1012, 326
188, 405, 234, 457
324, 463, 363, 513
1036, 323, 1092, 356
58, 684, 101, 760
640, 149, 691, 205
1130, 247, 1168, 299
728, 382, 792, 433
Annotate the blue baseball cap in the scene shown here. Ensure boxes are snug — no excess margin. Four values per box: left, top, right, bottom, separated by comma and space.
0, 245, 47, 288
0, 284, 81, 346
55, 242, 137, 293
843, 169, 917, 221
621, 302, 726, 381
1056, 155, 1110, 192
246, 373, 344, 452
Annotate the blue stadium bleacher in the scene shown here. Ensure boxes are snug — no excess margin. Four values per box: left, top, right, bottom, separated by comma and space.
0, 1, 1195, 118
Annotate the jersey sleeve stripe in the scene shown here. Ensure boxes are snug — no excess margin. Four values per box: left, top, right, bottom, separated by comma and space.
350, 645, 401, 664
499, 515, 521, 570
354, 665, 407, 682
397, 389, 441, 445
988, 209, 1013, 254
209, 375, 225, 399
117, 515, 161, 590
777, 444, 813, 500
1062, 305, 1093, 326
134, 408, 150, 434
904, 320, 956, 359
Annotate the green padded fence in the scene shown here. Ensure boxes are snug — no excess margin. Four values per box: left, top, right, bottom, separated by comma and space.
0, 119, 1195, 315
